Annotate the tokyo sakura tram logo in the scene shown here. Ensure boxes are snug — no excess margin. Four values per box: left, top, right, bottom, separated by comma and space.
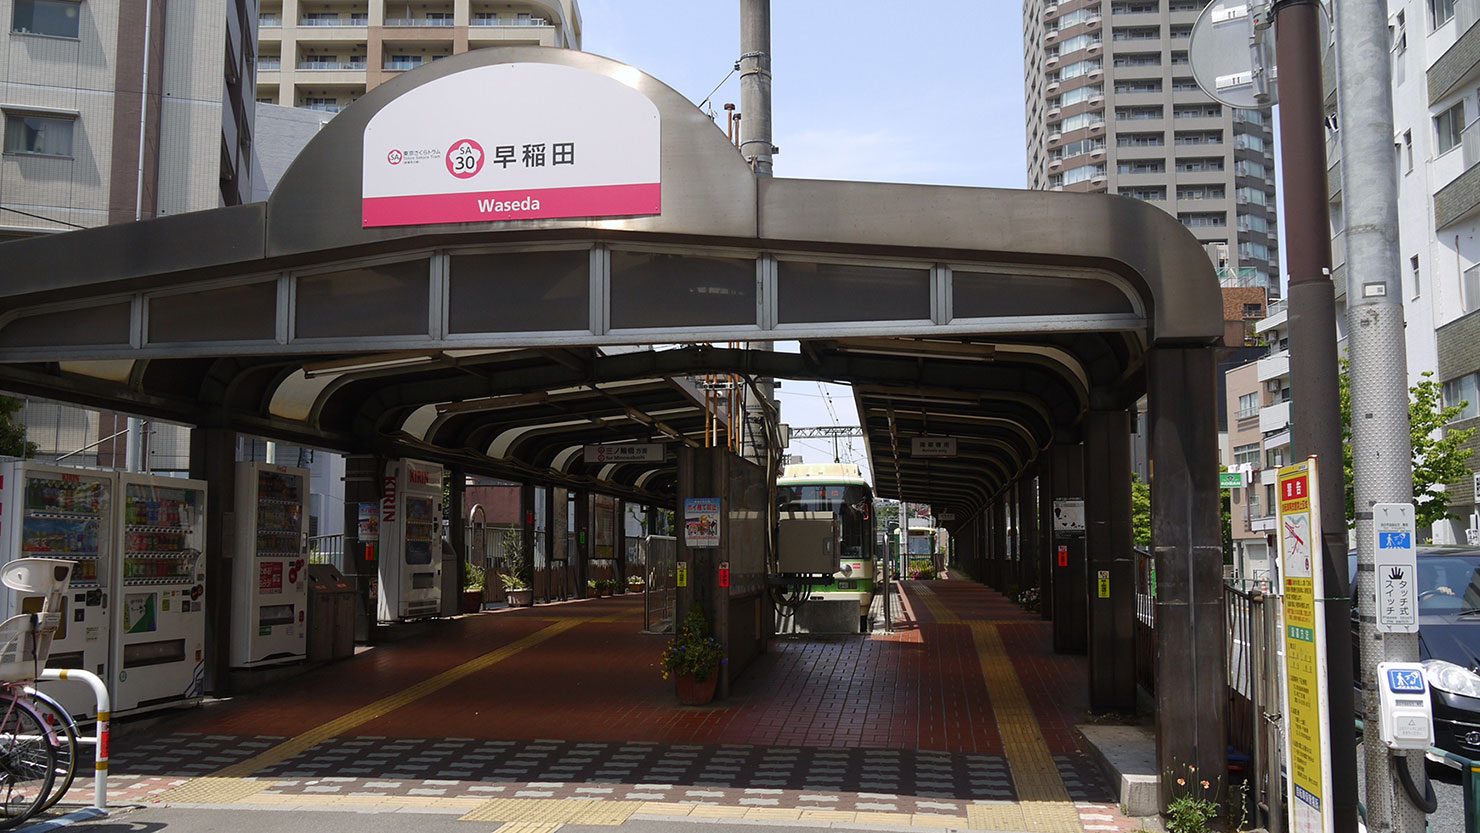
446, 139, 484, 179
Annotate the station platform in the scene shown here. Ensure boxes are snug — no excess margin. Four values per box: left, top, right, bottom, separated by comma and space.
76, 577, 1146, 833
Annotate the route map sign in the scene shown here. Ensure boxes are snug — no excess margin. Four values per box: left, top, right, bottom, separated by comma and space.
1276, 458, 1333, 833
1372, 503, 1419, 633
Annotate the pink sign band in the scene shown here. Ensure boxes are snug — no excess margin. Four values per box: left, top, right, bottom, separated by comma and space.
362, 182, 661, 228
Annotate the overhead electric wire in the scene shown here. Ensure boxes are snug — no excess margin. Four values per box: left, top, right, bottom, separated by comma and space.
0, 206, 85, 229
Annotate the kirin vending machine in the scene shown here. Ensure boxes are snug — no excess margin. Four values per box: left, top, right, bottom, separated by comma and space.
113, 472, 208, 714
231, 463, 309, 668
0, 461, 114, 717
377, 459, 445, 622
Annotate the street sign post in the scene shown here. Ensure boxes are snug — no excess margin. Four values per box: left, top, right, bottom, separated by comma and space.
1372, 503, 1418, 634
1277, 458, 1334, 833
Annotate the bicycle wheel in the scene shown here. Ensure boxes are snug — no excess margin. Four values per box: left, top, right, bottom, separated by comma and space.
0, 693, 55, 829
24, 690, 77, 813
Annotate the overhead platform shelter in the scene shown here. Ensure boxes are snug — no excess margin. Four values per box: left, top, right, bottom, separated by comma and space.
0, 46, 1225, 805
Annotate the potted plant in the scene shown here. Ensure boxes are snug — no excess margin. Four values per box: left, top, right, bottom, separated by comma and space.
587, 578, 600, 597
626, 574, 645, 594
501, 538, 533, 607
660, 605, 724, 705
461, 561, 485, 614
601, 578, 615, 597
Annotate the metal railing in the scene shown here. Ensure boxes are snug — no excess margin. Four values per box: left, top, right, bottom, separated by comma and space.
470, 16, 550, 26
297, 60, 367, 70
298, 16, 367, 26
308, 533, 345, 571
258, 58, 281, 70
384, 17, 454, 26
1224, 581, 1284, 832
1134, 547, 1156, 695
260, 15, 282, 26
641, 535, 676, 634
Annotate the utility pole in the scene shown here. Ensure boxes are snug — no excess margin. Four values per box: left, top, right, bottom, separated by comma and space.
739, 0, 775, 466
1270, 2, 1357, 829
1333, 1, 1429, 828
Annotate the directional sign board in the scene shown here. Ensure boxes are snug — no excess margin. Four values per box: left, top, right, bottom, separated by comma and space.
1220, 470, 1245, 489
1372, 503, 1419, 634
910, 437, 957, 457
583, 443, 663, 464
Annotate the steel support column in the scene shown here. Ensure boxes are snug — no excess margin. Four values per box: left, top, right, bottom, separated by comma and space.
1147, 345, 1226, 805
1037, 456, 1054, 621
574, 491, 591, 597
1050, 442, 1087, 654
520, 482, 537, 592
189, 427, 236, 693
993, 498, 1010, 593
448, 465, 467, 616
1018, 474, 1040, 601
1085, 409, 1136, 713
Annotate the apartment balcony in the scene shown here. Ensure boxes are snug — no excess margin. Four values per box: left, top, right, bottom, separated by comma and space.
1256, 350, 1289, 383
299, 15, 367, 27
470, 15, 551, 27
260, 14, 282, 27
297, 59, 368, 71
1259, 400, 1291, 434
1429, 8, 1480, 106
1434, 121, 1480, 230
258, 57, 282, 71
385, 17, 454, 27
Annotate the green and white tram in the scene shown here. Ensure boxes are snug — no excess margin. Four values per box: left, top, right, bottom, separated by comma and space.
775, 463, 877, 628
896, 521, 941, 578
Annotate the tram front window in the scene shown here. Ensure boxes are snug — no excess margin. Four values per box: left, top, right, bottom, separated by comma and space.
777, 485, 872, 559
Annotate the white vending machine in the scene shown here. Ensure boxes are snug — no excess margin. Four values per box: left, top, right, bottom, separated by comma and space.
230, 463, 309, 667
377, 459, 444, 622
0, 461, 114, 717
113, 473, 208, 714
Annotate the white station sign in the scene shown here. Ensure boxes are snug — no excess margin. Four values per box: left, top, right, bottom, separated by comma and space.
583, 443, 663, 464
362, 63, 661, 228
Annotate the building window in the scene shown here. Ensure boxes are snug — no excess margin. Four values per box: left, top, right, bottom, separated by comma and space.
10, 0, 79, 38
1242, 303, 1263, 319
1234, 443, 1261, 466
1392, 10, 1408, 54
1403, 130, 1413, 172
1431, 0, 1456, 29
1435, 101, 1465, 155
1442, 373, 1480, 421
1464, 263, 1480, 311
1266, 446, 1286, 468
1409, 255, 1421, 299
2, 112, 75, 157
1237, 393, 1259, 419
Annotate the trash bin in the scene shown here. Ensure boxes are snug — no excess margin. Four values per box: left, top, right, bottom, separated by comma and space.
307, 564, 356, 662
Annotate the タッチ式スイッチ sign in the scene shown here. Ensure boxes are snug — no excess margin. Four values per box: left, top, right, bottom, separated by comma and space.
362, 63, 661, 228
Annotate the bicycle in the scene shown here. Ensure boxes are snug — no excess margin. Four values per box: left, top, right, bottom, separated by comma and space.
0, 558, 78, 828
23, 688, 77, 813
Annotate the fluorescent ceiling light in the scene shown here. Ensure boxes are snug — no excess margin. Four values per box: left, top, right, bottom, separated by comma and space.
302, 352, 439, 379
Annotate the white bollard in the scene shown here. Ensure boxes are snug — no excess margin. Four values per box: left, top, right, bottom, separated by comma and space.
36, 668, 109, 812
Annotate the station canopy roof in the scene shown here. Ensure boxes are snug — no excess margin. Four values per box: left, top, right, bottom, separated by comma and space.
0, 47, 1221, 512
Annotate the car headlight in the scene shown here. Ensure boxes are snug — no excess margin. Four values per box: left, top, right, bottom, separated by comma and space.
1423, 660, 1480, 698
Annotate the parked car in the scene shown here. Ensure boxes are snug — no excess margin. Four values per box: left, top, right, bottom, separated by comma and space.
1349, 546, 1480, 766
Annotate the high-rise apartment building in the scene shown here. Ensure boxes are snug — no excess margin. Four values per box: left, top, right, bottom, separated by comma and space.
0, 0, 258, 238
1022, 0, 1281, 292
257, 1, 582, 114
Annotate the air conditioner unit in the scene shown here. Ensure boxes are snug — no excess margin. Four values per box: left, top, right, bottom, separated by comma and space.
1265, 379, 1282, 393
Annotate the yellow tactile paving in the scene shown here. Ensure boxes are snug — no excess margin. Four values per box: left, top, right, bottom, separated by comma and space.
211, 618, 585, 779
460, 797, 640, 826
798, 810, 859, 823
909, 584, 1083, 833
493, 821, 564, 833
153, 776, 267, 805
637, 802, 697, 816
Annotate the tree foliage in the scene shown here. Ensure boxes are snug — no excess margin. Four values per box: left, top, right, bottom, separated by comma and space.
1339, 360, 1476, 533
1131, 473, 1151, 547
0, 397, 35, 459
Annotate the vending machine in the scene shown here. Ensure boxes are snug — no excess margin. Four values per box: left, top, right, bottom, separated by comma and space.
0, 461, 114, 717
113, 473, 208, 714
377, 459, 445, 622
230, 463, 309, 668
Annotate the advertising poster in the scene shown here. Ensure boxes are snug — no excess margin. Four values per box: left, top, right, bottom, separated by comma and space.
362, 63, 661, 228
684, 498, 720, 548
357, 502, 380, 542
259, 560, 284, 593
124, 593, 157, 635
1277, 459, 1333, 833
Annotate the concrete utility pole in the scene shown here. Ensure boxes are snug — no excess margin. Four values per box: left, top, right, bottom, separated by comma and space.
1270, 2, 1357, 829
739, 0, 775, 465
1333, 1, 1428, 829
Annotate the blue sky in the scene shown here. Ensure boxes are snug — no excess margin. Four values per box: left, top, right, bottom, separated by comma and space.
580, 2, 1028, 478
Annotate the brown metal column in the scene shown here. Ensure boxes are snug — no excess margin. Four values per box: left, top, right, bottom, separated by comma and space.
1037, 456, 1054, 621
189, 427, 236, 693
1050, 441, 1087, 654
449, 465, 466, 613
1274, 2, 1358, 825
574, 491, 590, 597
1085, 409, 1136, 712
1147, 345, 1226, 805
992, 498, 1010, 593
1018, 474, 1040, 602
520, 482, 536, 593
343, 454, 386, 643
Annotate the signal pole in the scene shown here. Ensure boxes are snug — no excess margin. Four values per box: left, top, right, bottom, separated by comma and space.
1332, 1, 1429, 829
739, 0, 775, 465
1267, 2, 1358, 829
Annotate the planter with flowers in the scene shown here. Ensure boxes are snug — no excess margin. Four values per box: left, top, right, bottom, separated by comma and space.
660, 605, 724, 705
626, 574, 645, 594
